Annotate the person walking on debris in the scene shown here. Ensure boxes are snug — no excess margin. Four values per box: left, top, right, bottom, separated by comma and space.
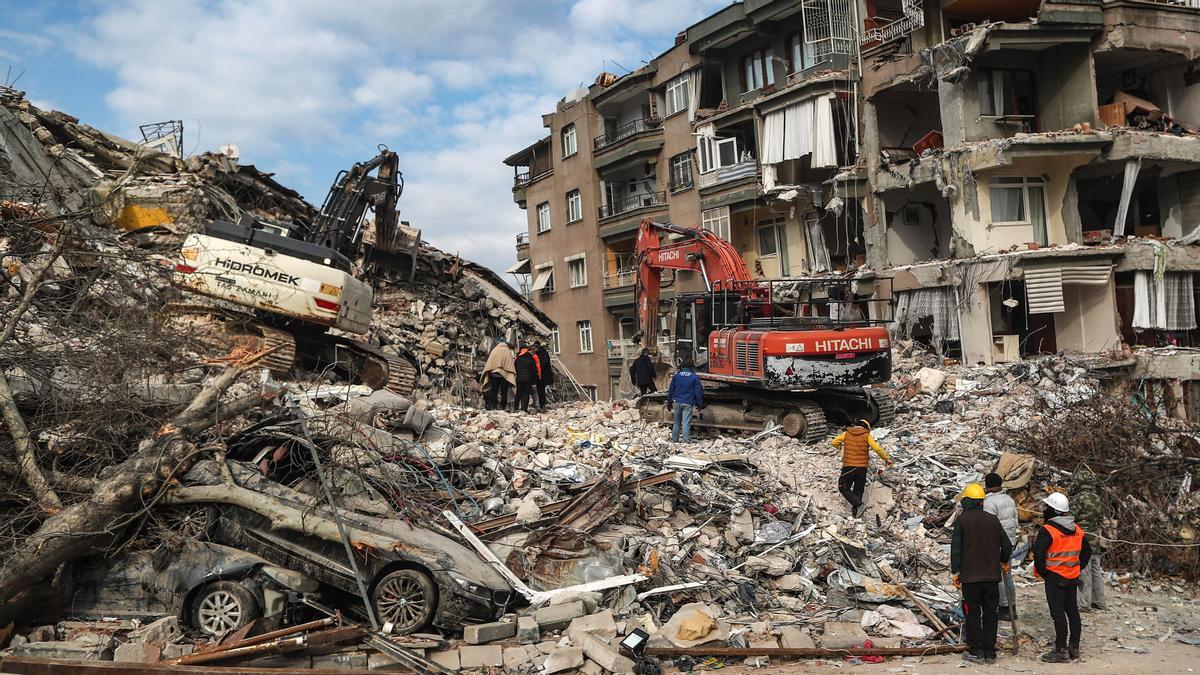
481, 338, 515, 411
514, 345, 540, 412
830, 419, 893, 517
983, 472, 1021, 620
1071, 468, 1108, 613
534, 341, 553, 410
630, 348, 657, 396
951, 482, 1013, 665
1034, 492, 1092, 663
666, 358, 703, 443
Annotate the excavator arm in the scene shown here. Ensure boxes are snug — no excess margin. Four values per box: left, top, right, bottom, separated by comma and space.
308, 147, 405, 259
633, 219, 754, 344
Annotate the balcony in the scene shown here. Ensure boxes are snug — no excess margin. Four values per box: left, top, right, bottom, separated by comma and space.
607, 338, 638, 360
599, 191, 667, 220
593, 117, 662, 152
698, 159, 760, 190
514, 167, 552, 188
515, 232, 529, 261
603, 267, 635, 289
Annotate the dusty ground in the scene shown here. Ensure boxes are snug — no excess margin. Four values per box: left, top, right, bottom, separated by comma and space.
670, 583, 1200, 674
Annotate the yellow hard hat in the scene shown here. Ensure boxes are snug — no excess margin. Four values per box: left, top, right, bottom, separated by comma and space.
962, 483, 986, 500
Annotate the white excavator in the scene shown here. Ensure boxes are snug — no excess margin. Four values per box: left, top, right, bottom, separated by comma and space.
171, 148, 422, 394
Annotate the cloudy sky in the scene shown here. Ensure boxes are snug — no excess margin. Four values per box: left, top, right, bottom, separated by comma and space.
1, 0, 729, 276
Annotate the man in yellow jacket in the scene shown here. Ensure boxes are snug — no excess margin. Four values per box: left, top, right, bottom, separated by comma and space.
831, 419, 893, 517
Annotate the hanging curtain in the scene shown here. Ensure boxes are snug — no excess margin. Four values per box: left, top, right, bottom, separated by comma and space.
761, 110, 786, 164
784, 100, 808, 159
811, 94, 838, 168
804, 216, 830, 272
761, 163, 778, 191
1028, 184, 1047, 246
1135, 271, 1197, 330
890, 288, 961, 353
1114, 158, 1142, 237
687, 70, 699, 122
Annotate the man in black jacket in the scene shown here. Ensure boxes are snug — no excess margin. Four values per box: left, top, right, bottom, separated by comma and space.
1034, 492, 1092, 663
950, 483, 1013, 664
629, 348, 657, 396
513, 346, 539, 412
534, 342, 553, 410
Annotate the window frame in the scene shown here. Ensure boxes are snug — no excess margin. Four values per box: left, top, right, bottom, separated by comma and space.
533, 262, 555, 294
701, 206, 731, 241
696, 136, 740, 174
664, 74, 690, 118
577, 320, 593, 354
977, 69, 1037, 120
566, 253, 587, 288
536, 201, 551, 233
988, 176, 1045, 226
561, 123, 577, 158
549, 329, 561, 354
566, 189, 582, 223
668, 151, 694, 192
740, 47, 775, 93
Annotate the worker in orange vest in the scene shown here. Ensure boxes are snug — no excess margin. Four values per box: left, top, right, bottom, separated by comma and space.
1033, 492, 1092, 663
831, 419, 893, 517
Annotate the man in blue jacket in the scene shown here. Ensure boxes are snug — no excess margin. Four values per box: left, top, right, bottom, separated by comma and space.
666, 358, 704, 443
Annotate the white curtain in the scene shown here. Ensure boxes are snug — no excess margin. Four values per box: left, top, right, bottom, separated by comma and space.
687, 70, 699, 122
890, 288, 961, 353
811, 94, 837, 168
761, 163, 778, 191
761, 110, 786, 164
1114, 158, 1142, 237
784, 100, 810, 159
804, 216, 830, 272
1135, 271, 1196, 330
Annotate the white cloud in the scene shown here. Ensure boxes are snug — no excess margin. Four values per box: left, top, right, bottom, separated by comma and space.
38, 0, 731, 276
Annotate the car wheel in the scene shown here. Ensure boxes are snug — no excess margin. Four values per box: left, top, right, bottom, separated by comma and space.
372, 568, 436, 634
191, 581, 260, 636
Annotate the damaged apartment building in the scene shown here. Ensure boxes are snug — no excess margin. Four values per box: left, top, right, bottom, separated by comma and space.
506, 0, 1200, 415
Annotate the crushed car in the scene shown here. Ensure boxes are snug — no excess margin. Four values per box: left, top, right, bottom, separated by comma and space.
64, 539, 318, 637
172, 460, 514, 634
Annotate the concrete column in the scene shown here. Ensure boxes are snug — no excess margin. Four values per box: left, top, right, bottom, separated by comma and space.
957, 282, 994, 365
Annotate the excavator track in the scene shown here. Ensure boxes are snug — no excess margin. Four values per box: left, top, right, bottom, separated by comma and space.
866, 387, 897, 427
167, 302, 297, 377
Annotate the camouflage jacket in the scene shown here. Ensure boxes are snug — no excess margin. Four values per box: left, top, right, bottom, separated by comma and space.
1071, 471, 1105, 549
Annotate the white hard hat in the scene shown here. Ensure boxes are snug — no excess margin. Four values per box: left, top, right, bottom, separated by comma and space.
1042, 492, 1070, 513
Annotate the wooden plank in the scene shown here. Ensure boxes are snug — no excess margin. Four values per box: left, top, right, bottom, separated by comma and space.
0, 656, 360, 674
472, 470, 677, 534
644, 644, 967, 658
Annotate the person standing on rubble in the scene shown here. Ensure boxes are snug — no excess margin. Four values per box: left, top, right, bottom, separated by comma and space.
1034, 492, 1092, 663
1071, 468, 1108, 613
951, 482, 1013, 665
630, 348, 657, 396
830, 420, 893, 517
983, 472, 1020, 620
514, 345, 540, 413
534, 341, 553, 411
481, 338, 515, 411
666, 357, 703, 443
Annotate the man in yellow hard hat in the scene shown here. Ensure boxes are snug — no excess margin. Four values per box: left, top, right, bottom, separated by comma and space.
831, 418, 893, 517
951, 483, 1013, 665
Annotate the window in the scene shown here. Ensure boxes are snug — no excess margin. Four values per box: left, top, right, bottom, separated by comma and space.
696, 136, 739, 174
788, 33, 815, 73
740, 48, 775, 93
757, 217, 790, 273
978, 70, 1036, 119
566, 189, 582, 223
536, 202, 551, 233
669, 151, 694, 191
561, 124, 577, 158
701, 206, 731, 240
582, 384, 598, 401
665, 74, 690, 117
532, 263, 555, 294
549, 329, 560, 354
567, 253, 587, 288
578, 320, 593, 353
990, 176, 1047, 245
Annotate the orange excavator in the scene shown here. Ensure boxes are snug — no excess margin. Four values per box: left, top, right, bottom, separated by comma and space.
632, 219, 895, 441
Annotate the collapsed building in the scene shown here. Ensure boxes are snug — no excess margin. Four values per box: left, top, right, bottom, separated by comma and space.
506, 0, 1200, 419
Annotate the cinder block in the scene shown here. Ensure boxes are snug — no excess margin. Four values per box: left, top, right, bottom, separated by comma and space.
533, 600, 586, 631
459, 645, 504, 669
464, 619, 517, 645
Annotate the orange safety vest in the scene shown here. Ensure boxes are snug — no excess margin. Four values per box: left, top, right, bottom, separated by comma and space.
1041, 524, 1085, 580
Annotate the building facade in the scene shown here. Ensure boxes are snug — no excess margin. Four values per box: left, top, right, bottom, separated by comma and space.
507, 0, 1200, 418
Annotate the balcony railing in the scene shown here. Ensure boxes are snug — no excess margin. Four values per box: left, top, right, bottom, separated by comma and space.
603, 267, 635, 289
593, 117, 661, 151
516, 232, 529, 245
598, 191, 667, 220
514, 166, 552, 188
698, 159, 760, 189
607, 338, 637, 359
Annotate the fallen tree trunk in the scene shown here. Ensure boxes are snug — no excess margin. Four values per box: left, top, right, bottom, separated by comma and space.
0, 364, 260, 605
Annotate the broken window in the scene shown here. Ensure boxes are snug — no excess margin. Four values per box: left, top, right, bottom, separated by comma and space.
668, 151, 694, 192
978, 70, 1036, 128
891, 287, 961, 354
561, 124, 577, 158
549, 329, 560, 354
566, 189, 582, 223
536, 202, 551, 233
757, 217, 790, 274
567, 254, 587, 288
701, 206, 731, 240
665, 74, 690, 117
697, 135, 739, 174
532, 263, 554, 294
989, 176, 1047, 245
740, 48, 776, 93
804, 211, 831, 272
578, 320, 593, 353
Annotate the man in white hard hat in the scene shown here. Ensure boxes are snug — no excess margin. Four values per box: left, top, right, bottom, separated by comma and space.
1033, 492, 1092, 663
